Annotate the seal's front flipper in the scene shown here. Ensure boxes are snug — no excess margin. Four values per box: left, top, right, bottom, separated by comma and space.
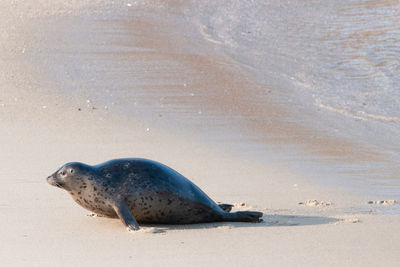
218, 203, 234, 212
113, 201, 140, 231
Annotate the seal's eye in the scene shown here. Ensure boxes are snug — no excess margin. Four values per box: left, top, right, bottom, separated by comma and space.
60, 171, 66, 176
70, 169, 74, 174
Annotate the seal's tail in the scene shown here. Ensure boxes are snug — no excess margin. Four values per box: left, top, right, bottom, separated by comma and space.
223, 211, 263, 223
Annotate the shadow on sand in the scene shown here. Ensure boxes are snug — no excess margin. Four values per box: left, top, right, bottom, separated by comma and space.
139, 214, 339, 232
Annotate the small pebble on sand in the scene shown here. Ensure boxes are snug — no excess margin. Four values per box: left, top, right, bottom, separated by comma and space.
138, 227, 165, 234
335, 218, 360, 224
368, 200, 396, 205
233, 202, 248, 208
298, 199, 332, 207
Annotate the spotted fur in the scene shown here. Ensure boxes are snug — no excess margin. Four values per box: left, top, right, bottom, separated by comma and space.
47, 158, 263, 229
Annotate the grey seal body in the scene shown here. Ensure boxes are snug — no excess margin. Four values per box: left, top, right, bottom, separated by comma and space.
47, 158, 263, 231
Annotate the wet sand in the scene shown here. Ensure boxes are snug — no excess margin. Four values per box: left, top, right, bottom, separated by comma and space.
1, 1, 400, 266
27, 0, 399, 193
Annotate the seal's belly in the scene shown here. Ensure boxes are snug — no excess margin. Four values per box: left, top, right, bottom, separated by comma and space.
125, 191, 222, 224
73, 196, 117, 218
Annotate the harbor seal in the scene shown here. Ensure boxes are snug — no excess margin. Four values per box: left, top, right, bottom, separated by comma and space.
47, 158, 263, 231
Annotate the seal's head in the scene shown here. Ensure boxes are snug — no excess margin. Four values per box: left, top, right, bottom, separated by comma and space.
47, 162, 91, 192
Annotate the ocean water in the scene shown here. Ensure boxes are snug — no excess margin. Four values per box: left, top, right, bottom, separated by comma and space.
190, 0, 400, 122
30, 0, 400, 199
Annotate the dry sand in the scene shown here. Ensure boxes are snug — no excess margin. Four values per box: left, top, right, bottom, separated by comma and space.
1, 1, 400, 266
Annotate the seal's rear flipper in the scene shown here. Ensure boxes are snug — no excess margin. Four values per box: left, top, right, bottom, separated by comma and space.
224, 211, 263, 223
218, 203, 234, 212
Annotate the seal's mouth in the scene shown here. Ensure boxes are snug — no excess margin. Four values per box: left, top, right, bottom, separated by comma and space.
46, 175, 63, 188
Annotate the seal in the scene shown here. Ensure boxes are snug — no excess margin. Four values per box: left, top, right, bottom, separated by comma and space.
47, 158, 263, 231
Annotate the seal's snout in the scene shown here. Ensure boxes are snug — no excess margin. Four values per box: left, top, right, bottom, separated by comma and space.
46, 175, 54, 185
46, 174, 61, 187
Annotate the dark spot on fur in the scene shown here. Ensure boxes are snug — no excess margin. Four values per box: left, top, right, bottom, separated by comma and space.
168, 199, 172, 205
94, 187, 97, 191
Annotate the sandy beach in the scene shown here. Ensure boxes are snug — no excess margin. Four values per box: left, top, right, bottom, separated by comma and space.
1, 1, 400, 266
